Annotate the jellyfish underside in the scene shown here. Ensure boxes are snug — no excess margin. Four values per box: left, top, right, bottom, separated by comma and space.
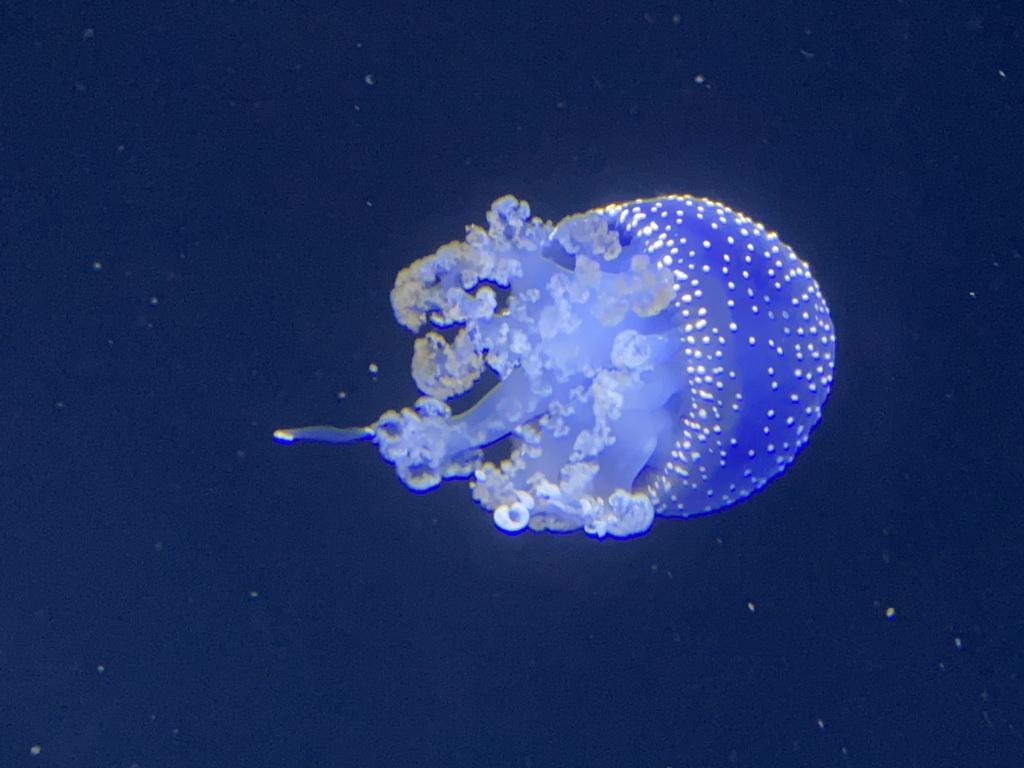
276, 197, 684, 537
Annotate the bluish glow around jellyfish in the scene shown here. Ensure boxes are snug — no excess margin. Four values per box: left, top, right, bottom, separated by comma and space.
275, 195, 836, 539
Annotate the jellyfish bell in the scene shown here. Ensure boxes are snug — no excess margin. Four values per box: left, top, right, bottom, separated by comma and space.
275, 195, 835, 539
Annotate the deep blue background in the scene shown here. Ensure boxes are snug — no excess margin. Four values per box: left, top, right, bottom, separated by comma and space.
2, 1, 1022, 766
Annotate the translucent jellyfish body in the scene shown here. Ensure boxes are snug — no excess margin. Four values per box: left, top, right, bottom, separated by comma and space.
276, 196, 835, 538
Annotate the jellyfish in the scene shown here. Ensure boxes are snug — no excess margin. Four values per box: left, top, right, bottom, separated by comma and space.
275, 195, 835, 538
